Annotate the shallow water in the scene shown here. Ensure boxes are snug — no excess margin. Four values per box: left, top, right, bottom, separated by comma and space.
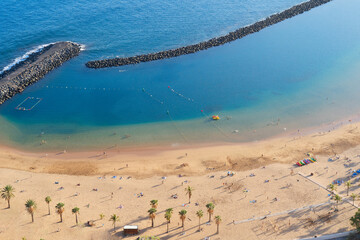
0, 0, 360, 151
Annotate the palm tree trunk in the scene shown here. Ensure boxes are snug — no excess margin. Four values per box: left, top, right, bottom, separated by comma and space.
151, 218, 154, 227
60, 213, 63, 222
189, 195, 191, 204
114, 223, 116, 231
182, 219, 184, 228
217, 224, 219, 234
76, 214, 78, 224
198, 218, 201, 231
48, 203, 50, 215
31, 213, 34, 223
7, 199, 10, 208
167, 222, 169, 233
209, 213, 211, 222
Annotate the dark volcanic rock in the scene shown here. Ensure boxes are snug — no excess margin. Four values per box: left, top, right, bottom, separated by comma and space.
86, 0, 332, 69
0, 42, 81, 105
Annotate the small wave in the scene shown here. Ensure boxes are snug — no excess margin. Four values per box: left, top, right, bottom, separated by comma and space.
0, 41, 85, 75
79, 44, 86, 51
65, 41, 86, 51
0, 43, 55, 75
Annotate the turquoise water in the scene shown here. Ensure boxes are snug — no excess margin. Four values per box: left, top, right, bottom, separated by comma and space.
1, 0, 360, 151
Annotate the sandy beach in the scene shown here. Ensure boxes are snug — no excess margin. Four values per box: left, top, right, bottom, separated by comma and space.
1, 121, 360, 239
2, 0, 360, 239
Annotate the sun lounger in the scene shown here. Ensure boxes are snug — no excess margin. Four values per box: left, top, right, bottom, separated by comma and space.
296, 157, 317, 167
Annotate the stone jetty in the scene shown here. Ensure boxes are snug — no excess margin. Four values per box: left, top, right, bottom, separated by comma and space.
0, 42, 81, 105
86, 0, 332, 69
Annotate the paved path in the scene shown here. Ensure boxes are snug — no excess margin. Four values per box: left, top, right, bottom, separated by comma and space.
234, 201, 331, 224
296, 230, 356, 240
298, 172, 358, 208
234, 172, 358, 225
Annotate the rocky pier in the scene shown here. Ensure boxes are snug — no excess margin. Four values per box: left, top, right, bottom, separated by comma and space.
0, 42, 81, 105
86, 0, 332, 69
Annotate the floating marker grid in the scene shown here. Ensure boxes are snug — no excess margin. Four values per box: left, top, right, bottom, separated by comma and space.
15, 97, 42, 111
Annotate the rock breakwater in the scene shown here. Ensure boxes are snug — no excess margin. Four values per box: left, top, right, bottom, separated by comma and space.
0, 42, 81, 105
86, 0, 332, 69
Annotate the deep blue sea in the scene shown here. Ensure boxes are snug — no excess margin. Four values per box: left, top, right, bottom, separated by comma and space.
0, 0, 360, 151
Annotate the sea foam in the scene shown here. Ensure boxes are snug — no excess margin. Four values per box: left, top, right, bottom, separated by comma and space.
0, 41, 85, 75
0, 43, 53, 75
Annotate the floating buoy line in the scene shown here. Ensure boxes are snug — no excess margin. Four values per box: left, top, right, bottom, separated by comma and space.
37, 84, 232, 140
142, 88, 164, 105
45, 85, 123, 91
166, 110, 188, 143
167, 86, 195, 103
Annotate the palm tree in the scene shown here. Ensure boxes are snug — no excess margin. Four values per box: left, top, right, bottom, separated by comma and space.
72, 207, 80, 225
165, 208, 173, 223
215, 215, 222, 234
1, 185, 15, 208
55, 203, 65, 222
185, 186, 194, 203
206, 203, 215, 222
45, 196, 51, 215
99, 213, 105, 220
25, 199, 37, 223
109, 214, 119, 232
179, 209, 187, 229
350, 208, 360, 232
351, 193, 358, 205
148, 208, 157, 227
334, 194, 342, 211
150, 199, 158, 209
327, 183, 336, 196
346, 181, 352, 196
196, 210, 204, 231
164, 209, 172, 233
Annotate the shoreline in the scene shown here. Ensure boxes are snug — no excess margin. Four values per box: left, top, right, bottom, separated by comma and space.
0, 115, 359, 178
0, 109, 357, 154
86, 0, 332, 68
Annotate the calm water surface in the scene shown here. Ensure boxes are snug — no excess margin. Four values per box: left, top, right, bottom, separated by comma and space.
0, 0, 360, 151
